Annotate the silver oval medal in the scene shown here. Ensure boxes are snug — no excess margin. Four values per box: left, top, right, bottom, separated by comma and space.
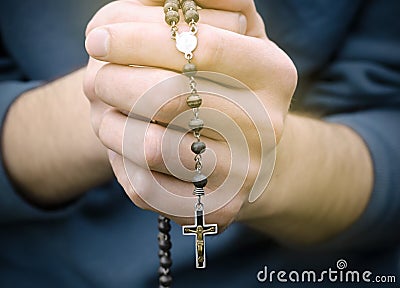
176, 32, 197, 55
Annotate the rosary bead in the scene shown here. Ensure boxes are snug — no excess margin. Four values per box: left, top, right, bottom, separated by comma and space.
186, 93, 202, 108
160, 255, 173, 268
163, 1, 179, 13
165, 10, 180, 25
159, 275, 173, 286
181, 0, 197, 14
192, 173, 208, 188
191, 141, 206, 154
182, 62, 197, 77
158, 266, 170, 276
158, 250, 167, 258
188, 118, 204, 131
158, 220, 171, 233
158, 231, 170, 240
164, 0, 179, 13
159, 239, 172, 251
158, 215, 170, 223
184, 9, 200, 24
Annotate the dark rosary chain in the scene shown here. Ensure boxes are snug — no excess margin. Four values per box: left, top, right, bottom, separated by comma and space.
158, 215, 173, 288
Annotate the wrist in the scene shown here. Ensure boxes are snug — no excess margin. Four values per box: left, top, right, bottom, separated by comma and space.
238, 114, 373, 245
2, 69, 112, 208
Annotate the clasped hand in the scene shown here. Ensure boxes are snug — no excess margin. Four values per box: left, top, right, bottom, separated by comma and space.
84, 0, 297, 231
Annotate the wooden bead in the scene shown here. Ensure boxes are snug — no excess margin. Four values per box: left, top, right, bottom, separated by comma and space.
165, 10, 179, 25
184, 9, 199, 23
165, 0, 180, 6
192, 173, 207, 188
191, 141, 206, 154
182, 1, 197, 14
163, 1, 179, 13
186, 94, 202, 108
189, 118, 204, 131
183, 62, 197, 77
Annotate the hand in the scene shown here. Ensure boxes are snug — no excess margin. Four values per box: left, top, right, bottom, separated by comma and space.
84, 0, 297, 231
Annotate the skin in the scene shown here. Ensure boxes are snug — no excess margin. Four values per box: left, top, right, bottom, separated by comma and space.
2, 69, 112, 207
84, 0, 373, 245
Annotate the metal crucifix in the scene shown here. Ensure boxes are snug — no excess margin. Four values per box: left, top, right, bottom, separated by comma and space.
182, 208, 218, 268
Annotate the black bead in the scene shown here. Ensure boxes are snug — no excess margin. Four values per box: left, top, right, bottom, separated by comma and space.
192, 173, 207, 188
158, 215, 170, 223
160, 255, 172, 268
158, 232, 170, 241
159, 239, 172, 251
158, 220, 171, 233
159, 274, 173, 286
158, 266, 170, 276
191, 141, 206, 154
158, 250, 165, 258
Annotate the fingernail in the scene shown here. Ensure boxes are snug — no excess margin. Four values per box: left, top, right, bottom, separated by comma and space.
239, 14, 247, 35
85, 28, 109, 57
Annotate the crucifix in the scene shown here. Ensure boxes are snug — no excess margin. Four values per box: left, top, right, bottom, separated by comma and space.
182, 207, 218, 268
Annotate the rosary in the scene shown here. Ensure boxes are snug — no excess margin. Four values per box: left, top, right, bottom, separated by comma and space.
158, 0, 218, 287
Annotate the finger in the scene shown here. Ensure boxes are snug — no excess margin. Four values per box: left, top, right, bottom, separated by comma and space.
83, 57, 107, 102
118, 157, 235, 229
85, 21, 291, 91
94, 64, 279, 144
195, 0, 265, 37
117, 149, 242, 230
148, 169, 244, 231
135, 0, 265, 37
94, 64, 178, 118
86, 1, 247, 36
108, 150, 151, 210
108, 149, 197, 219
98, 109, 230, 189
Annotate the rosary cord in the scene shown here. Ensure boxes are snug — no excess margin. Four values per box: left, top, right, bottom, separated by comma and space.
157, 1, 205, 284
158, 215, 173, 288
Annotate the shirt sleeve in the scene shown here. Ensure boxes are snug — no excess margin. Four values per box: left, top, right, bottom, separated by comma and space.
323, 109, 400, 250
0, 0, 108, 221
305, 0, 400, 249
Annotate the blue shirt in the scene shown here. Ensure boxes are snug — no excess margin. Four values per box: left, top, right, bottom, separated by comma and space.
0, 0, 399, 287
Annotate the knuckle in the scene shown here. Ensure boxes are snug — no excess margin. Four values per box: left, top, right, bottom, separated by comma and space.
278, 54, 298, 97
198, 27, 225, 71
90, 112, 101, 137
125, 168, 153, 211
83, 73, 95, 102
